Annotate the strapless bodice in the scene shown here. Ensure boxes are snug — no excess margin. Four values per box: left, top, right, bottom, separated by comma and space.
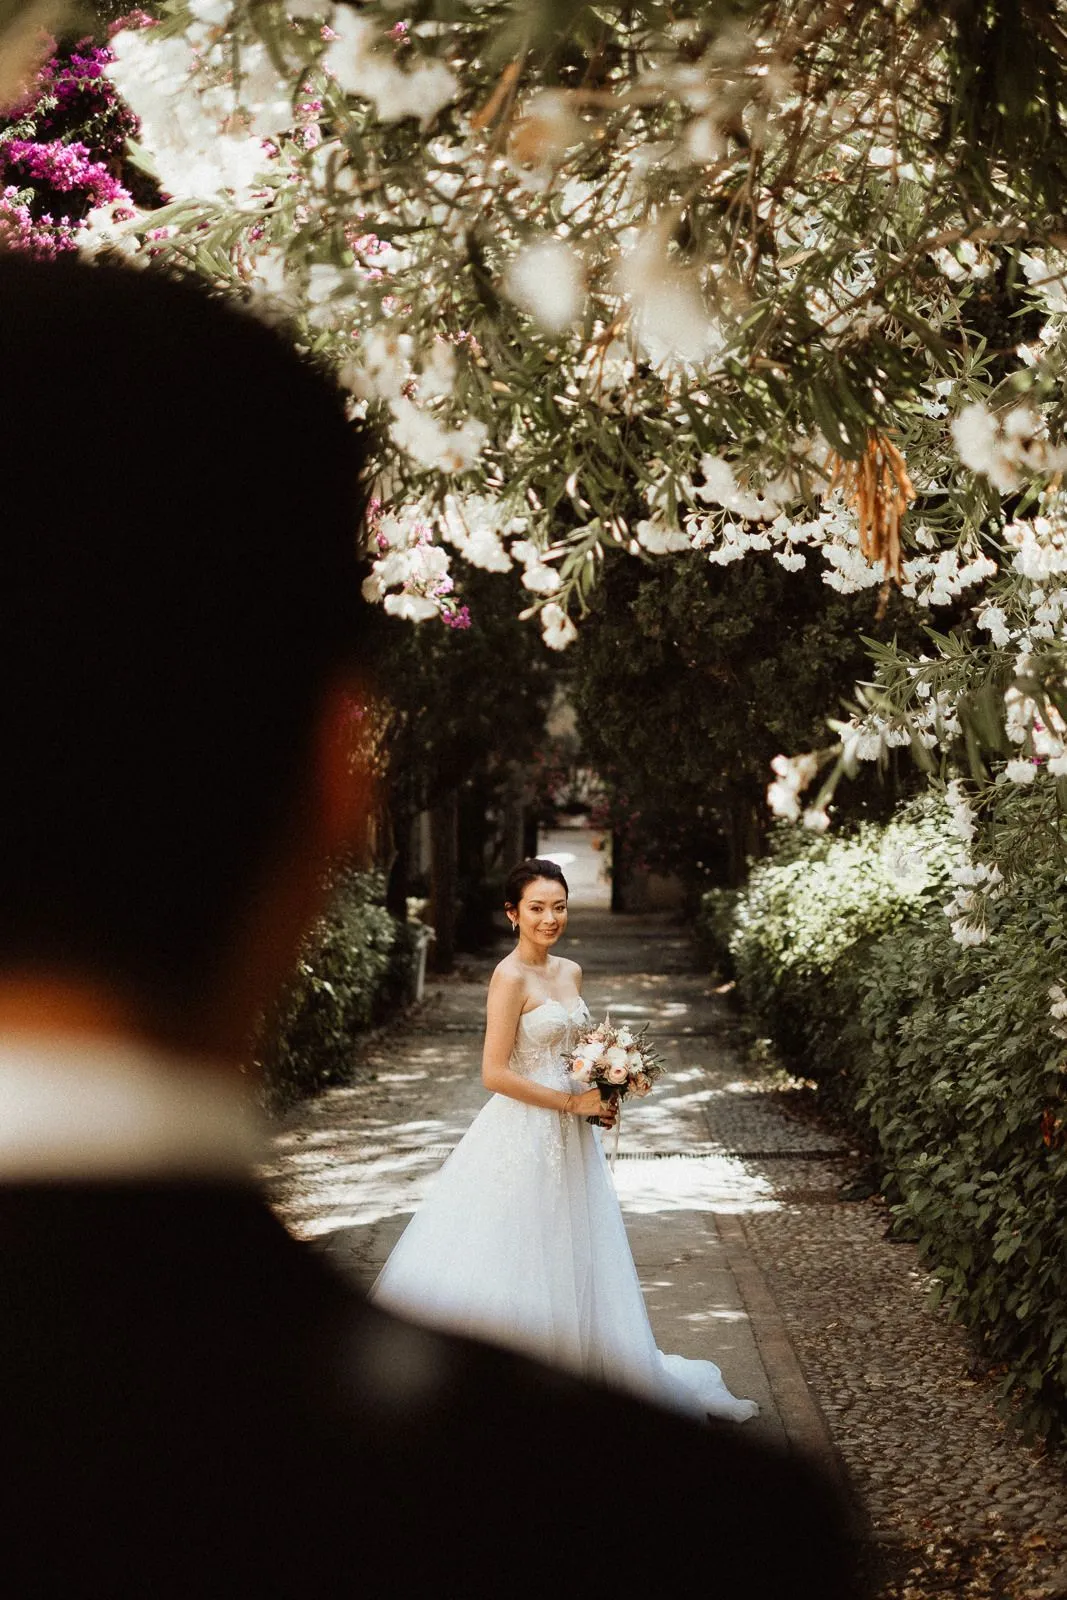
510, 997, 590, 1084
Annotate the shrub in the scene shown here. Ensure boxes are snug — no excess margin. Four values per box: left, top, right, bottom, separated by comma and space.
255, 867, 418, 1114
716, 797, 1067, 1443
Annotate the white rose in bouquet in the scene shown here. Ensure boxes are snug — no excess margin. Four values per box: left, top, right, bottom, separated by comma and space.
571, 1056, 595, 1083
583, 1039, 605, 1062
602, 1045, 628, 1072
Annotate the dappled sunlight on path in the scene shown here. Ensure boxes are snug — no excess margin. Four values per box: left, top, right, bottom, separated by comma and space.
265, 886, 1067, 1597
265, 906, 797, 1447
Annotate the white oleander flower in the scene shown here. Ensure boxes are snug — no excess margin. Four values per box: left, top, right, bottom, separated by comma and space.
383, 591, 440, 622
1019, 250, 1067, 316
949, 918, 988, 947
107, 27, 275, 203
389, 398, 487, 473
635, 518, 690, 554
766, 779, 801, 821
952, 402, 1017, 491
323, 9, 457, 125
77, 203, 145, 262
616, 230, 723, 368
771, 751, 819, 789
541, 603, 578, 651
977, 604, 1011, 648
521, 562, 562, 594
694, 456, 782, 521
418, 340, 456, 400
952, 403, 1067, 493
945, 779, 976, 842
464, 528, 511, 572
506, 238, 584, 333
187, 0, 230, 23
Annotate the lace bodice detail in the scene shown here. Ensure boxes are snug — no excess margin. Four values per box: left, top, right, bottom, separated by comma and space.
509, 997, 590, 1088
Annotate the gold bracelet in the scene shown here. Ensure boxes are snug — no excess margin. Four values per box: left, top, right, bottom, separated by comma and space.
561, 1093, 571, 1115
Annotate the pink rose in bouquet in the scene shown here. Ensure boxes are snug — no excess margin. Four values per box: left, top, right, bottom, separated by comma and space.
563, 1015, 664, 1125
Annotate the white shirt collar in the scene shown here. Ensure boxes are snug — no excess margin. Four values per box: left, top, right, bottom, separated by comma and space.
0, 1033, 264, 1181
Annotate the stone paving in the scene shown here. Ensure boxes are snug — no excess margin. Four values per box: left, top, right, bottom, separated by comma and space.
264, 900, 1067, 1600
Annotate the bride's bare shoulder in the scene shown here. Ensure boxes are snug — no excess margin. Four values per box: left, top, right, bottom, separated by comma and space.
485, 959, 527, 1024
557, 955, 583, 984
489, 953, 526, 994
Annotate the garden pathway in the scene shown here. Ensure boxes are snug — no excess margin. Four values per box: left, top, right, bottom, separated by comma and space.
264, 867, 1067, 1599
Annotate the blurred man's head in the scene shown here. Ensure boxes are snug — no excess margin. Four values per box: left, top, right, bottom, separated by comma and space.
0, 255, 372, 1049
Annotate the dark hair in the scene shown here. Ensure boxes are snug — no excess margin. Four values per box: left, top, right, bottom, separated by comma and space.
0, 254, 371, 1018
503, 858, 569, 911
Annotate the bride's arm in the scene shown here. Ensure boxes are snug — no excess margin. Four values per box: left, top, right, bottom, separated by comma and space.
481, 969, 603, 1117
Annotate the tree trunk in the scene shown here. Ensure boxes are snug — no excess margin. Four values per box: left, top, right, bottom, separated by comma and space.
500, 763, 526, 874
385, 807, 412, 919
610, 829, 625, 913
522, 811, 539, 860
430, 790, 459, 972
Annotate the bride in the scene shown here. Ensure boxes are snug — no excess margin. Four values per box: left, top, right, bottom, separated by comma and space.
371, 857, 758, 1424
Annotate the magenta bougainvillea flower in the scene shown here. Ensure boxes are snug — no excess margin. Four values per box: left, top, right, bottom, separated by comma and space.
0, 31, 143, 257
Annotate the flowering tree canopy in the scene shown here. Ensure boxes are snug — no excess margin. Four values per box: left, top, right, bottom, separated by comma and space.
27, 0, 1067, 925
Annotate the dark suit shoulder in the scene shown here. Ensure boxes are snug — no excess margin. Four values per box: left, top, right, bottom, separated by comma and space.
0, 1180, 865, 1598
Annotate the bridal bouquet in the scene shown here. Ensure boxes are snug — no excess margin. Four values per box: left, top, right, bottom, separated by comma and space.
565, 1018, 664, 1125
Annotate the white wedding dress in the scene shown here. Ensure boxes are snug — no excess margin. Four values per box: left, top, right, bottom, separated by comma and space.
371, 997, 758, 1423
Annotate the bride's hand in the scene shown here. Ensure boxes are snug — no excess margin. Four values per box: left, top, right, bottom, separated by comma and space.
569, 1087, 616, 1125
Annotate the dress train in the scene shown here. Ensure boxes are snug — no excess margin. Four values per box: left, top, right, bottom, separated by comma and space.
371, 998, 758, 1424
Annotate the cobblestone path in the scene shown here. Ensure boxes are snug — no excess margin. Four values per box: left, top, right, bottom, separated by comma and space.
265, 904, 1067, 1600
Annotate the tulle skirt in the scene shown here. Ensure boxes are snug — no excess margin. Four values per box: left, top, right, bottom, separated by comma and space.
371, 1089, 758, 1423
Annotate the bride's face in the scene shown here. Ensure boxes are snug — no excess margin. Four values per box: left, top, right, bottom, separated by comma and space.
513, 877, 568, 949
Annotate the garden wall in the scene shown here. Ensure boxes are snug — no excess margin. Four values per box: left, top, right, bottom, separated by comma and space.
702, 800, 1067, 1443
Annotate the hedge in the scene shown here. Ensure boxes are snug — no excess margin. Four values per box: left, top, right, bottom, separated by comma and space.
255, 867, 422, 1114
706, 799, 1067, 1443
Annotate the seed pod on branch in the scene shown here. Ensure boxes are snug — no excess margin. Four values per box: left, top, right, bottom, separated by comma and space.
828, 431, 915, 605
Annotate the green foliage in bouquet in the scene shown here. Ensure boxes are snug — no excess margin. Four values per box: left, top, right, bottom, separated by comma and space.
717, 794, 1067, 1443
255, 866, 418, 1113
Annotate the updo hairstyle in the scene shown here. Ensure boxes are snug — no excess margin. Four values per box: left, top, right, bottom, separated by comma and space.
503, 858, 569, 917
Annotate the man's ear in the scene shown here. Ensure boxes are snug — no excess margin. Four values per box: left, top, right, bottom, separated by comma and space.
313, 678, 377, 861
